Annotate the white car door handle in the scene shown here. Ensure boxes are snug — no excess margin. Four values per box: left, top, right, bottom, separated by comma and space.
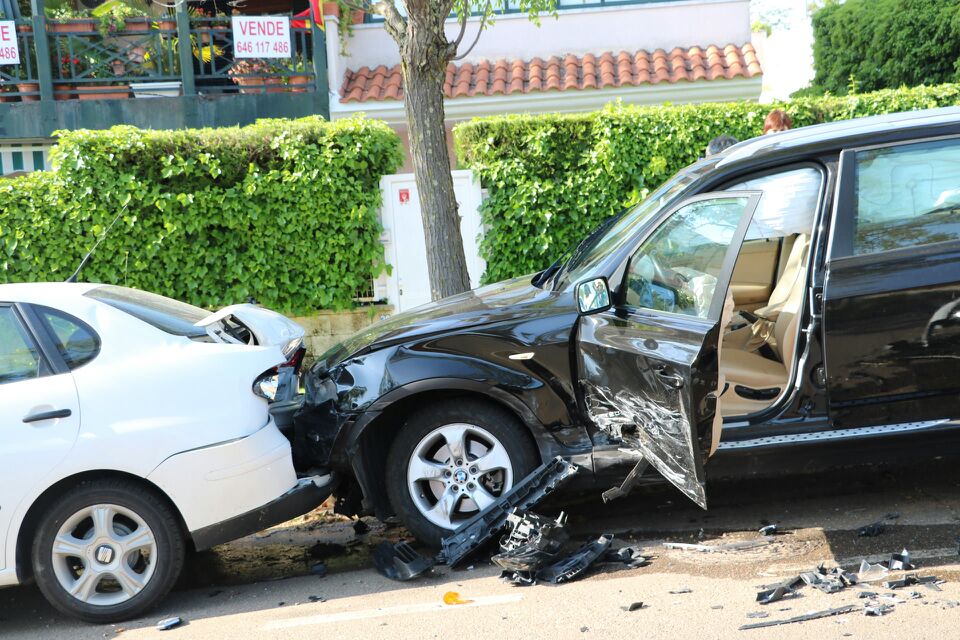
23, 409, 72, 423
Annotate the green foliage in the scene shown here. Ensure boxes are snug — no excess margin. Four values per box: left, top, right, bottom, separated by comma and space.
455, 84, 960, 283
0, 116, 403, 314
810, 0, 960, 95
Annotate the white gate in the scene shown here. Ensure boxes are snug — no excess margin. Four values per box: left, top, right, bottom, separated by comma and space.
378, 170, 485, 312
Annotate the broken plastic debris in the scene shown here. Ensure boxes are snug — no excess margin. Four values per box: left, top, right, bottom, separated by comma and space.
856, 559, 889, 582
537, 535, 613, 584
745, 612, 769, 619
602, 546, 648, 568
884, 549, 915, 571
307, 595, 326, 603
491, 511, 569, 574
156, 617, 183, 631
758, 524, 778, 536
669, 587, 693, 595
310, 562, 328, 577
440, 457, 579, 567
621, 602, 645, 612
739, 605, 857, 630
372, 541, 435, 582
883, 574, 940, 590
602, 457, 649, 503
663, 539, 769, 553
863, 602, 894, 616
443, 591, 473, 605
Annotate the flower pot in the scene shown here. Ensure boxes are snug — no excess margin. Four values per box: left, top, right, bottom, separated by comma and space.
0, 92, 19, 103
351, 10, 364, 24
15, 24, 33, 33
76, 84, 130, 100
48, 19, 97, 33
17, 82, 40, 102
118, 18, 151, 33
130, 80, 182, 98
156, 19, 176, 31
288, 74, 311, 93
54, 83, 74, 100
233, 76, 285, 94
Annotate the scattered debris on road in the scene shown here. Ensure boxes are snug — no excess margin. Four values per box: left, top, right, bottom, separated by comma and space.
758, 524, 778, 536
885, 549, 916, 571
442, 591, 473, 605
669, 587, 693, 595
663, 539, 771, 553
863, 602, 894, 616
621, 602, 645, 612
883, 574, 941, 590
739, 605, 857, 630
372, 541, 435, 581
156, 617, 184, 631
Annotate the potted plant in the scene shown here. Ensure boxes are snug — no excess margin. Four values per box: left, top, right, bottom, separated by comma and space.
286, 53, 312, 93
45, 6, 96, 33
0, 82, 18, 103
94, 2, 151, 36
190, 7, 228, 44
227, 58, 285, 94
54, 54, 81, 99
12, 57, 39, 101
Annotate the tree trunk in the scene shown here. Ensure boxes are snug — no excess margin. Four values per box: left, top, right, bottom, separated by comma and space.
399, 14, 471, 301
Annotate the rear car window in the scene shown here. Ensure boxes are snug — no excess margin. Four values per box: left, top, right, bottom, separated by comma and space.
86, 285, 208, 337
35, 306, 100, 370
854, 137, 960, 255
0, 307, 41, 384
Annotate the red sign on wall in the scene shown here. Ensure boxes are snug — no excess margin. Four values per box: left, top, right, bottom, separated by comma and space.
399, 188, 410, 204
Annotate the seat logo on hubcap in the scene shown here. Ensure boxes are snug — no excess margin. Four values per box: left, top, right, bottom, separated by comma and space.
95, 545, 115, 564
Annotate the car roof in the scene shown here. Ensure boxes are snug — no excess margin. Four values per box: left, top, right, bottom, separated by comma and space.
718, 106, 960, 167
0, 281, 102, 304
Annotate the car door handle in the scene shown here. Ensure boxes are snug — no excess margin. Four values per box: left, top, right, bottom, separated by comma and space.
652, 366, 685, 389
23, 409, 72, 423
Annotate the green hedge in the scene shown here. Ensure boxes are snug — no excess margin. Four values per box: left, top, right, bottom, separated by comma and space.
810, 0, 960, 95
455, 84, 960, 283
0, 116, 403, 313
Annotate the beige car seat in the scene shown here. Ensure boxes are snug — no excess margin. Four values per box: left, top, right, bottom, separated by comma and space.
724, 234, 809, 352
720, 238, 809, 416
710, 286, 736, 456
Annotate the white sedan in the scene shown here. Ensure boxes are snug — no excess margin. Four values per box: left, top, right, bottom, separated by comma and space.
0, 283, 331, 623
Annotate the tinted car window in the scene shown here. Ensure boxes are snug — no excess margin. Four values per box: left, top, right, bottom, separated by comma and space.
854, 138, 960, 255
0, 307, 41, 384
86, 285, 208, 338
624, 196, 750, 318
36, 306, 99, 370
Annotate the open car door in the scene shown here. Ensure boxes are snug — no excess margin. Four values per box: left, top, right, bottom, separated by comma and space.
577, 192, 761, 509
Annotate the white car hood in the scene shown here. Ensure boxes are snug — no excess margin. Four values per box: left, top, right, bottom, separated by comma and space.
195, 304, 305, 355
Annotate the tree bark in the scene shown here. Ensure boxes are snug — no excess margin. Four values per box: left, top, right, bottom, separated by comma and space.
398, 6, 471, 300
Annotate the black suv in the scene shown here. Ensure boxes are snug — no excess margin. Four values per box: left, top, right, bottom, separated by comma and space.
294, 108, 960, 545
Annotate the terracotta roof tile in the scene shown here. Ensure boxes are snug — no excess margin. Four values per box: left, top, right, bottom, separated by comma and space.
339, 43, 762, 103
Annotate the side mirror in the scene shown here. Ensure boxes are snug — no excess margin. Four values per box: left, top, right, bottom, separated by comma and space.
577, 277, 611, 314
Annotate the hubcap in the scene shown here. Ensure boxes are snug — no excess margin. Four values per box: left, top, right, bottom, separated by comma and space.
50, 504, 158, 607
407, 423, 514, 530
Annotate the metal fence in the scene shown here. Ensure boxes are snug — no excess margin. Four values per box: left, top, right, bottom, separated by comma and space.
0, 9, 325, 102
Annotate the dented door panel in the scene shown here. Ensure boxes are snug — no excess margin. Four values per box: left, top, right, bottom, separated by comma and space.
579, 311, 719, 508
576, 192, 760, 509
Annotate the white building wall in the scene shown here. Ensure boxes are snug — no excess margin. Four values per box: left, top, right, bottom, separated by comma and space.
327, 0, 751, 94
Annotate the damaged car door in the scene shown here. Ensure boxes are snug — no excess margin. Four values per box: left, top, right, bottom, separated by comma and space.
577, 192, 761, 508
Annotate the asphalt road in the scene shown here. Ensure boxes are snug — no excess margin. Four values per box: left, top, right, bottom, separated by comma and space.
5, 459, 960, 640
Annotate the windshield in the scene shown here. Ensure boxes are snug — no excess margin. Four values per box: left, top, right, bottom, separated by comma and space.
559, 169, 699, 287
86, 285, 209, 337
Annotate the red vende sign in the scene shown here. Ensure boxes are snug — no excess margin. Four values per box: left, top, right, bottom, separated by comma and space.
232, 16, 291, 58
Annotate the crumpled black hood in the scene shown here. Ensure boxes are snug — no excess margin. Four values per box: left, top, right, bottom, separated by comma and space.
314, 275, 573, 370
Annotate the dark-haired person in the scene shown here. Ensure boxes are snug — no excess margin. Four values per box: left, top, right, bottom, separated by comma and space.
705, 135, 739, 157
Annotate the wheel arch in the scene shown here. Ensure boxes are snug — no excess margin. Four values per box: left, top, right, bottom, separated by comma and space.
346, 381, 551, 520
14, 470, 189, 583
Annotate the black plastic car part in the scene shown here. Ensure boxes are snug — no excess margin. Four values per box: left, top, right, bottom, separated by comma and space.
440, 456, 580, 567
536, 534, 614, 584
491, 511, 569, 573
372, 541, 436, 581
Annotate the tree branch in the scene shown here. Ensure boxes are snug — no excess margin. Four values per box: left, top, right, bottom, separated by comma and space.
368, 0, 407, 43
452, 0, 491, 61
450, 0, 470, 50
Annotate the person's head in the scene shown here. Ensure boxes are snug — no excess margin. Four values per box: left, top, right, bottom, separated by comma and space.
763, 109, 792, 135
705, 135, 739, 157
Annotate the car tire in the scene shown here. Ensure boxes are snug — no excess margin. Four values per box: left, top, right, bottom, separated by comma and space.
31, 478, 186, 624
386, 399, 540, 547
